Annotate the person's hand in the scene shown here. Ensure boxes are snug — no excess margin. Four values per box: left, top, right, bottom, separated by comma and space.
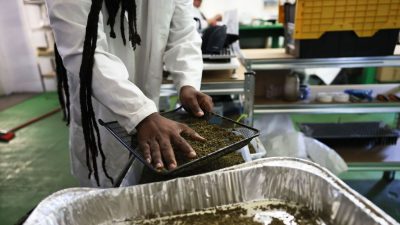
136, 113, 205, 170
208, 14, 222, 26
180, 86, 213, 117
214, 14, 222, 21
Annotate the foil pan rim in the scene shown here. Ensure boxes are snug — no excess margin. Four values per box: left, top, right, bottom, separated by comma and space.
24, 157, 399, 225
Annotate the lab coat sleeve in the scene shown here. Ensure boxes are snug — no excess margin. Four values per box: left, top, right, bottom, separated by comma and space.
47, 0, 158, 132
164, 0, 203, 92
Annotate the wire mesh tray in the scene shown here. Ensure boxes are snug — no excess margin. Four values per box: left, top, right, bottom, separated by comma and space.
202, 48, 235, 59
99, 107, 259, 176
300, 122, 399, 146
202, 47, 235, 63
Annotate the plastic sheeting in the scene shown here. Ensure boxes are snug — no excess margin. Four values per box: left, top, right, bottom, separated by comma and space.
254, 114, 348, 175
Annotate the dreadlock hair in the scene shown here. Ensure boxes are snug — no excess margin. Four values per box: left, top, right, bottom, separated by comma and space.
54, 0, 141, 186
55, 44, 70, 125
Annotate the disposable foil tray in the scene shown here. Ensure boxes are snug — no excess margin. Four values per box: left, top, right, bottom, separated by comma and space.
24, 158, 398, 225
99, 107, 259, 176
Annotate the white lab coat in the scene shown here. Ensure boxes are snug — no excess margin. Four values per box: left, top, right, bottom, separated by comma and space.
46, 0, 203, 187
192, 7, 209, 32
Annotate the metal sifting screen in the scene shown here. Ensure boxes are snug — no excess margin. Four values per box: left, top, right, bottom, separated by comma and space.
99, 107, 259, 176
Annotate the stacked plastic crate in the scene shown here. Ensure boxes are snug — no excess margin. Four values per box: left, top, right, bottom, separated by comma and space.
279, 0, 400, 58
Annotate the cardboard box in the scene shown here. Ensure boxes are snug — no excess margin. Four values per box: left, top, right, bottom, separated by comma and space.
377, 67, 400, 82
254, 70, 291, 99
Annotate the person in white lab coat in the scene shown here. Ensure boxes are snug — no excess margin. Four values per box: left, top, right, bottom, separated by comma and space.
48, 0, 213, 187
192, 0, 222, 31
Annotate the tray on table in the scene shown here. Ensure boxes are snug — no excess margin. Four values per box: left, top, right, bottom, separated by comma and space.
300, 122, 400, 146
99, 107, 259, 176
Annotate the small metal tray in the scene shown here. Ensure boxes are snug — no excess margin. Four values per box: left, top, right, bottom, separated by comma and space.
99, 107, 259, 176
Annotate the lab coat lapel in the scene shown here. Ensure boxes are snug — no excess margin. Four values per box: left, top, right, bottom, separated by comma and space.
143, 0, 172, 102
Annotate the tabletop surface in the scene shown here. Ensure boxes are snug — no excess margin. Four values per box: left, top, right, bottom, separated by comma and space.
163, 64, 245, 85
242, 46, 400, 61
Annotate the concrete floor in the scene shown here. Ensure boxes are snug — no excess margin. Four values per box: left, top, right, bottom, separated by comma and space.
0, 93, 77, 225
0, 93, 399, 224
0, 93, 36, 111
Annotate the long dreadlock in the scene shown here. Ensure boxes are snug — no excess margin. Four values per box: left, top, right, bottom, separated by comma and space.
54, 0, 141, 186
55, 44, 70, 125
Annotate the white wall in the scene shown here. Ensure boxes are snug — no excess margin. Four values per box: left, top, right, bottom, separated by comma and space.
0, 0, 42, 95
200, 0, 275, 24
0, 42, 11, 95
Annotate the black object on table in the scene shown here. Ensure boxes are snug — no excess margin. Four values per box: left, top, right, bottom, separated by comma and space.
300, 122, 399, 147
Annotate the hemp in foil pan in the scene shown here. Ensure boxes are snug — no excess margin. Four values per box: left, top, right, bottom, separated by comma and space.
112, 200, 329, 225
24, 158, 398, 225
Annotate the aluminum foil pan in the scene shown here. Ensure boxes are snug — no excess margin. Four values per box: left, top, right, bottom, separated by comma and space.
24, 158, 398, 225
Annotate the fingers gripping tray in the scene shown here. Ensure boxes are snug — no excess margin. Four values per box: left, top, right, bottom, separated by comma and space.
98, 108, 259, 176
24, 158, 398, 225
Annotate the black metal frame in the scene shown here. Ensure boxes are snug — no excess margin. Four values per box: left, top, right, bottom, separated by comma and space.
99, 107, 259, 176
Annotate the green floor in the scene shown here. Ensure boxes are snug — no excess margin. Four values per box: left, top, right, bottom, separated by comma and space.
0, 93, 399, 224
0, 93, 78, 225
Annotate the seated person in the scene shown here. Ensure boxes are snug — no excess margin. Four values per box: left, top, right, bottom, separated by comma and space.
193, 0, 222, 32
